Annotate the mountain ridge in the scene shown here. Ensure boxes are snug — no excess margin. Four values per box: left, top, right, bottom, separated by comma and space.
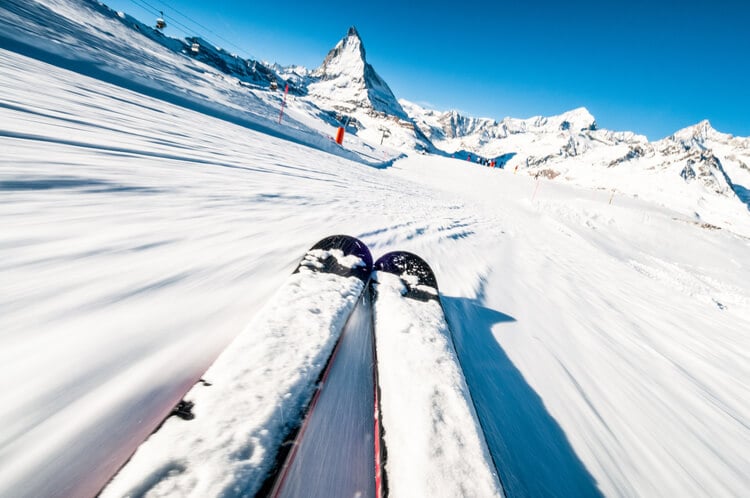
307, 26, 408, 121
10, 0, 747, 216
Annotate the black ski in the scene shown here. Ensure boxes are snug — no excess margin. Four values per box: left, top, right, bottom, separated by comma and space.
370, 251, 506, 497
257, 235, 374, 498
100, 235, 373, 498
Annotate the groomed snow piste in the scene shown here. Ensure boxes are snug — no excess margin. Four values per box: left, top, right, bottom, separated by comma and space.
2, 1, 750, 497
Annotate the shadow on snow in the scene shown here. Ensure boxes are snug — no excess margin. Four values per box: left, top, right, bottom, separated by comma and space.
442, 296, 603, 498
0, 176, 163, 194
733, 184, 750, 211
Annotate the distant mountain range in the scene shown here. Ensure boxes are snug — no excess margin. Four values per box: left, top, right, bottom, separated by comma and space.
303, 28, 749, 208
183, 24, 749, 210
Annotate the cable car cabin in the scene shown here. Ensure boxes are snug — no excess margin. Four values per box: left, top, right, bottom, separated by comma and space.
191, 42, 200, 54
269, 81, 278, 91
155, 12, 166, 30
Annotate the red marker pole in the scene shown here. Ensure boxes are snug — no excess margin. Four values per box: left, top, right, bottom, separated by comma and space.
335, 126, 345, 145
278, 83, 289, 124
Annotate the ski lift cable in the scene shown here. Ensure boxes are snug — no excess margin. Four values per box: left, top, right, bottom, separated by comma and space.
127, 0, 232, 59
126, 0, 164, 19
157, 0, 259, 60
128, 0, 202, 40
126, 0, 211, 45
128, 0, 176, 29
125, 0, 258, 61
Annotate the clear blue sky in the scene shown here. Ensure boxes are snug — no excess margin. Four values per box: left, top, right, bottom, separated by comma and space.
105, 0, 750, 140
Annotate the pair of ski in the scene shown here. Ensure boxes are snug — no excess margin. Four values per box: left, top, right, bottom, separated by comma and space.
100, 235, 503, 498
261, 234, 472, 498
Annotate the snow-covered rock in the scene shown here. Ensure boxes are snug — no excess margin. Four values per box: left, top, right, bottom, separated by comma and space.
651, 122, 741, 198
300, 27, 433, 152
401, 97, 750, 218
308, 27, 407, 120
185, 37, 282, 90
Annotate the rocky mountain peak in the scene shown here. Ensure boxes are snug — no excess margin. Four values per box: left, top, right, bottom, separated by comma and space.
679, 149, 736, 196
312, 26, 366, 80
556, 107, 597, 131
671, 120, 715, 144
307, 27, 407, 120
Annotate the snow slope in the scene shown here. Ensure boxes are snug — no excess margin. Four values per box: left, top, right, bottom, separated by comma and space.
0, 0, 403, 167
2, 1, 750, 497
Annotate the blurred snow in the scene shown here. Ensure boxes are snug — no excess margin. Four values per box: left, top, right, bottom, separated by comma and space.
1, 1, 750, 497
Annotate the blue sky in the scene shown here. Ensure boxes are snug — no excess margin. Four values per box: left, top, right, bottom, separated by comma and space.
106, 0, 750, 140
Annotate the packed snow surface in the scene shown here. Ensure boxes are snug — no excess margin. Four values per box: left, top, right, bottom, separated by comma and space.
373, 271, 503, 497
2, 1, 750, 498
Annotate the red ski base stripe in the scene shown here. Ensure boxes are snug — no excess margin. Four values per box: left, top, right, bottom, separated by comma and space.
270, 329, 347, 498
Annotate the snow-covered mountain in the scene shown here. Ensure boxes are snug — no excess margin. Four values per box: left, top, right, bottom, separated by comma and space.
20, 0, 743, 216
654, 121, 739, 195
301, 26, 432, 152
308, 26, 406, 120
403, 99, 644, 159
403, 102, 600, 142
3, 1, 750, 498
185, 36, 283, 90
402, 99, 652, 170
402, 99, 750, 221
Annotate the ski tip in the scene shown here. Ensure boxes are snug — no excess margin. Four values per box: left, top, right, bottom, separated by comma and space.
373, 251, 439, 301
296, 234, 373, 281
310, 234, 373, 271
